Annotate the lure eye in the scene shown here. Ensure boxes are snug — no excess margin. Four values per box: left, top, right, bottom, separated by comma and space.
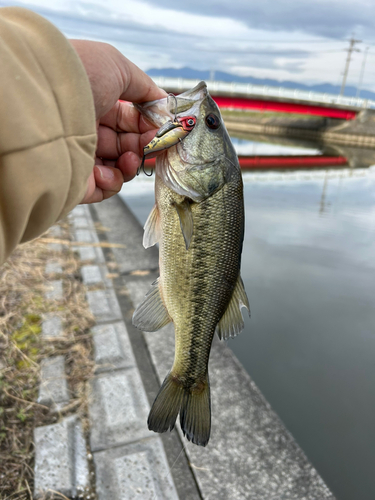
179, 115, 196, 131
205, 113, 221, 130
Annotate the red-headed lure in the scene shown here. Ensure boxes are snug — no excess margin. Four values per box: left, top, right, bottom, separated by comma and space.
138, 116, 197, 176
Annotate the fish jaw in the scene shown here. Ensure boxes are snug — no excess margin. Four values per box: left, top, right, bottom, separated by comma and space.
134, 81, 208, 128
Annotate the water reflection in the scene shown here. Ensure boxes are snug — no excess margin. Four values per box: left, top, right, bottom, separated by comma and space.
120, 135, 375, 500
231, 136, 321, 156
237, 169, 375, 500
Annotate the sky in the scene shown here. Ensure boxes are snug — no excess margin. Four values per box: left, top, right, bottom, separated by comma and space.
2, 0, 375, 91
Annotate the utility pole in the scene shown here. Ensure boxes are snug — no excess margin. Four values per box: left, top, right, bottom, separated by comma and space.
340, 36, 361, 96
356, 46, 369, 98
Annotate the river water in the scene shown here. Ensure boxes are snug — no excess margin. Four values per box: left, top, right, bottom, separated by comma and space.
119, 135, 375, 500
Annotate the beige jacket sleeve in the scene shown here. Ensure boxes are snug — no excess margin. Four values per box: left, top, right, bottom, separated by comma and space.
0, 7, 97, 266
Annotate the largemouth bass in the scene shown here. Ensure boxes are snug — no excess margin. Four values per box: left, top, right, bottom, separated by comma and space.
132, 82, 249, 447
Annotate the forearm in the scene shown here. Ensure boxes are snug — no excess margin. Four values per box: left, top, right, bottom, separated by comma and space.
0, 7, 97, 265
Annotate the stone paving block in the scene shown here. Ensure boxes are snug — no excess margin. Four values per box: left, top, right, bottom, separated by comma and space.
70, 205, 87, 218
89, 368, 150, 451
72, 225, 106, 263
45, 279, 63, 300
94, 437, 179, 500
73, 228, 97, 243
75, 245, 96, 260
42, 314, 63, 338
75, 244, 105, 263
48, 242, 63, 252
71, 216, 94, 230
47, 225, 63, 251
74, 420, 91, 496
34, 416, 90, 498
81, 264, 113, 288
82, 264, 102, 284
86, 288, 122, 323
38, 356, 70, 407
45, 261, 62, 275
48, 225, 62, 237
92, 322, 136, 373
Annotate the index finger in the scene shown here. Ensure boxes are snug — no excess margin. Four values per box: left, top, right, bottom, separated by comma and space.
119, 56, 168, 103
100, 101, 159, 135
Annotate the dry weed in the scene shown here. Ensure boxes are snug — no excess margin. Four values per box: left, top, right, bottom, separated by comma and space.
0, 222, 96, 499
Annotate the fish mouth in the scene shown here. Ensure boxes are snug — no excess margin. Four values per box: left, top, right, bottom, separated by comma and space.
167, 82, 208, 117
134, 81, 208, 127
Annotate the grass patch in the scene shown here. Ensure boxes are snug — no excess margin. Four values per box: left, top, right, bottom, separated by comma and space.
0, 221, 96, 499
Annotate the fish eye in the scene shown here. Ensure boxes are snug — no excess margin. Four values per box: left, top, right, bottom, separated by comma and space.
205, 113, 221, 130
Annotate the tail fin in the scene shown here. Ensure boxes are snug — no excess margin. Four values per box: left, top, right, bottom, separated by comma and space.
148, 373, 211, 447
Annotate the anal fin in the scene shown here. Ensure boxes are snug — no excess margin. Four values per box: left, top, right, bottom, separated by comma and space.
215, 275, 250, 340
132, 278, 171, 331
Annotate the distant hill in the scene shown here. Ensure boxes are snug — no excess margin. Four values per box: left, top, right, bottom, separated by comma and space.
147, 67, 375, 101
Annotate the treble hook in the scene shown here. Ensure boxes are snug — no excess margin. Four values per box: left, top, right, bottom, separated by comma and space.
137, 94, 178, 177
137, 155, 153, 177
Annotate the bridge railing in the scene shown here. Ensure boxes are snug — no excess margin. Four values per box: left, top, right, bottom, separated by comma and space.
150, 77, 375, 110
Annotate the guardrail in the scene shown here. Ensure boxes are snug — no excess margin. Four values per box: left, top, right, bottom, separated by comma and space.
151, 77, 375, 110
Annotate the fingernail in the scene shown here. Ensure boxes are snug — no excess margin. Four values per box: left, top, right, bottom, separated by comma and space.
96, 165, 114, 181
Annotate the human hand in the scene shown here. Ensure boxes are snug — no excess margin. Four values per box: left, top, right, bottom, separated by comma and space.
69, 40, 167, 204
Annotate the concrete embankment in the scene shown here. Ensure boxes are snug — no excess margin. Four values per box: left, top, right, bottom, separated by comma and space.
224, 109, 375, 148
87, 195, 336, 500
33, 198, 336, 498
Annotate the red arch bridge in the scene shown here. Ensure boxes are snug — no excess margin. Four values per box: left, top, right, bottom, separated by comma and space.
143, 155, 348, 170
150, 77, 375, 120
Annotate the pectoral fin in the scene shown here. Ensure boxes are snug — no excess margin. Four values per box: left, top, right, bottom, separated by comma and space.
143, 204, 160, 249
215, 275, 250, 340
132, 278, 171, 331
173, 199, 194, 250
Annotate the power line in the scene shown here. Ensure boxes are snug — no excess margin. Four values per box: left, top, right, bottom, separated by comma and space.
356, 46, 370, 98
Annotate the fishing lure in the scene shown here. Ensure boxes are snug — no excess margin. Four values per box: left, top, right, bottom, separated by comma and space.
137, 95, 196, 176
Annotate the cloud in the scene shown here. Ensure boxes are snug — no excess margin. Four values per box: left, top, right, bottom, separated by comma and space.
152, 0, 375, 40
2, 0, 374, 90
